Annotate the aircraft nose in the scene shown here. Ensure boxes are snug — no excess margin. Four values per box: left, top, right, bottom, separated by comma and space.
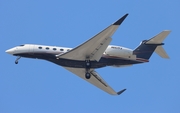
5, 48, 15, 54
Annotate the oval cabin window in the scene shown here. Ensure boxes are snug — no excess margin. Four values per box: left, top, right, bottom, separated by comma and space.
38, 47, 42, 49
60, 49, 64, 51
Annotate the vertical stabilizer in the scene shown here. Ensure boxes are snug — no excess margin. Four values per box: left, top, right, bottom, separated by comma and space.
133, 30, 171, 60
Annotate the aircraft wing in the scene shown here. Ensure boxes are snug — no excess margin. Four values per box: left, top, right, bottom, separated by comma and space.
64, 67, 126, 95
56, 14, 128, 61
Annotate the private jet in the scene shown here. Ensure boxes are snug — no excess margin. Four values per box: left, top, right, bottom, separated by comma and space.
5, 14, 170, 95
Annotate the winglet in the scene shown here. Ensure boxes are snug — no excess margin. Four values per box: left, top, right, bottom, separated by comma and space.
117, 88, 126, 95
113, 13, 128, 25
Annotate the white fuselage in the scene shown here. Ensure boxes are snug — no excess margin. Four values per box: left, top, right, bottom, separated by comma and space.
6, 44, 144, 68
6, 44, 135, 60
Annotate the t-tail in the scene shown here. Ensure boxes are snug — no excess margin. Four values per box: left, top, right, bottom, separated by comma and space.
133, 30, 171, 60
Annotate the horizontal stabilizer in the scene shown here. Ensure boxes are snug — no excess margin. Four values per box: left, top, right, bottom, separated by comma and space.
155, 46, 169, 59
145, 30, 170, 59
146, 30, 171, 44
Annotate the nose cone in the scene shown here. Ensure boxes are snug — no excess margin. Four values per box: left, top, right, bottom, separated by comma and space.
5, 48, 15, 55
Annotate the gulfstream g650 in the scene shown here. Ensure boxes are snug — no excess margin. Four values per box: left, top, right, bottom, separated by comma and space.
6, 14, 170, 95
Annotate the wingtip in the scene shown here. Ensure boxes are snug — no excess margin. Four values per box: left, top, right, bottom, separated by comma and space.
163, 30, 171, 32
117, 88, 126, 95
113, 13, 129, 25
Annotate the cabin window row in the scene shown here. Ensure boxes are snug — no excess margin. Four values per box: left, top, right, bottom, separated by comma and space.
38, 46, 70, 51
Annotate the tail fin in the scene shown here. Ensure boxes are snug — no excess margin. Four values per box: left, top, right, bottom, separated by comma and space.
133, 30, 171, 60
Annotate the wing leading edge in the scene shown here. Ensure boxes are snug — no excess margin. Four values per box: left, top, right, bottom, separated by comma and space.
56, 14, 128, 61
64, 67, 126, 95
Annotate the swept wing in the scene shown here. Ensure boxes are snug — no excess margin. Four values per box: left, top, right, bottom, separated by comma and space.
64, 67, 126, 95
56, 14, 128, 61
59, 14, 128, 95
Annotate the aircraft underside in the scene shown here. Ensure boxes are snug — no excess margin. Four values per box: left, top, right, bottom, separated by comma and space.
13, 53, 142, 68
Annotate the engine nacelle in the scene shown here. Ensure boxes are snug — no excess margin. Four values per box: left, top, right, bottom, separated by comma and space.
105, 45, 133, 58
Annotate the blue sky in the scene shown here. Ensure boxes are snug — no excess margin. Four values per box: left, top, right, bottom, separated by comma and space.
1, 0, 180, 113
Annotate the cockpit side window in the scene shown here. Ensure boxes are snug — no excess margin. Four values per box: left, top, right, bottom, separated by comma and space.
19, 45, 24, 46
